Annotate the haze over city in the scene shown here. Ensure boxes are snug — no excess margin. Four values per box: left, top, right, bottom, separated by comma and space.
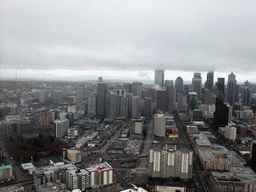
1, 0, 256, 82
2, 1, 256, 191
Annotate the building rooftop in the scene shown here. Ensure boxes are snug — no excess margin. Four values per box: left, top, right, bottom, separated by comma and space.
199, 149, 245, 164
212, 167, 256, 185
86, 162, 113, 173
21, 163, 35, 170
0, 164, 12, 170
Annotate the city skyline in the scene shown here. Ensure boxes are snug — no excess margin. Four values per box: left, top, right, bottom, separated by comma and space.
1, 1, 256, 83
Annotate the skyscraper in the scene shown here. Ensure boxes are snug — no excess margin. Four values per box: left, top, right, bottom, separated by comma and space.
97, 83, 108, 118
149, 146, 193, 179
156, 89, 166, 113
143, 97, 152, 117
34, 90, 49, 104
177, 92, 187, 111
217, 78, 225, 101
205, 71, 214, 89
132, 81, 142, 98
227, 72, 238, 105
87, 93, 97, 117
123, 83, 132, 93
250, 140, 256, 171
213, 98, 229, 129
116, 89, 128, 118
243, 80, 251, 107
109, 91, 118, 119
39, 109, 51, 128
165, 85, 176, 114
175, 77, 183, 93
192, 73, 202, 99
76, 85, 85, 105
51, 91, 64, 104
165, 80, 173, 87
154, 113, 166, 137
188, 92, 198, 111
98, 76, 103, 83
132, 96, 140, 118
155, 70, 164, 87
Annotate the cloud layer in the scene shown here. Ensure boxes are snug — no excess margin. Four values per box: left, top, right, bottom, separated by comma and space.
1, 0, 256, 81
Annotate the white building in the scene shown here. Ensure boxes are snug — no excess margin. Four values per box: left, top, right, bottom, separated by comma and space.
149, 146, 193, 179
154, 113, 173, 137
54, 119, 69, 138
68, 105, 77, 114
85, 162, 114, 188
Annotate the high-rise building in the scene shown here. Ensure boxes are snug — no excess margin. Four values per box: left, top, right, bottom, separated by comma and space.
153, 113, 173, 137
192, 73, 202, 99
250, 140, 256, 171
51, 91, 64, 104
177, 92, 187, 111
243, 80, 251, 107
49, 109, 61, 122
109, 91, 118, 119
39, 109, 51, 128
123, 83, 132, 93
143, 97, 152, 117
126, 93, 133, 118
117, 89, 128, 117
175, 77, 183, 94
205, 71, 214, 89
98, 76, 103, 83
155, 70, 164, 87
217, 78, 225, 93
154, 113, 166, 137
76, 84, 85, 105
132, 96, 140, 118
54, 119, 69, 138
85, 162, 114, 187
188, 92, 198, 111
108, 89, 128, 119
149, 146, 193, 179
213, 98, 229, 129
59, 112, 67, 119
165, 80, 173, 87
97, 83, 108, 118
34, 90, 49, 104
227, 72, 238, 105
87, 93, 97, 117
165, 85, 176, 114
66, 169, 90, 191
156, 89, 166, 113
217, 78, 225, 101
132, 82, 142, 98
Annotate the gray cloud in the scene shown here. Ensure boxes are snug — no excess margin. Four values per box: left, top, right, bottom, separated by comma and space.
1, 0, 256, 76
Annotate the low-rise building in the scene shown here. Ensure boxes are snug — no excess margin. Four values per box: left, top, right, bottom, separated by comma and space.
0, 164, 13, 180
210, 167, 256, 192
198, 145, 245, 171
67, 149, 82, 163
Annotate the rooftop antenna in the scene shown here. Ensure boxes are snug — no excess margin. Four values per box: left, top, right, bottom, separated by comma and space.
15, 67, 17, 81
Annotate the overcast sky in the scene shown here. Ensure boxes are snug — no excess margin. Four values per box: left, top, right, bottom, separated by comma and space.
1, 0, 256, 83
